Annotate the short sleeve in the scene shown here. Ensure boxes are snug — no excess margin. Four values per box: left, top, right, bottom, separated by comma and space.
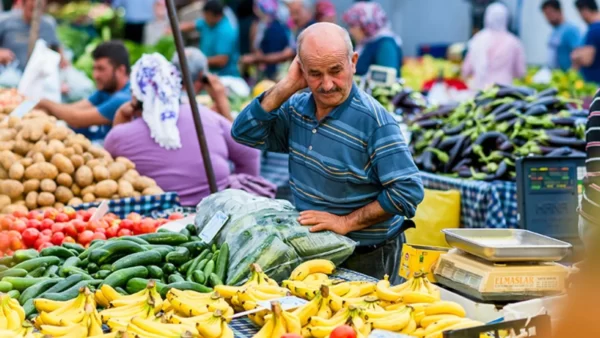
565, 26, 583, 49
195, 19, 205, 32
94, 93, 130, 121
213, 26, 236, 56
87, 91, 103, 106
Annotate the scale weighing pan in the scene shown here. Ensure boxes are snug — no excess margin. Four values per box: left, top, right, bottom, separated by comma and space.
442, 229, 572, 262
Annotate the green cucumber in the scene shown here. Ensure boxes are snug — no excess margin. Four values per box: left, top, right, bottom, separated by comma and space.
41, 274, 84, 295
99, 264, 112, 271
0, 268, 27, 279
185, 224, 197, 236
0, 281, 12, 292
43, 280, 102, 301
29, 266, 46, 277
78, 241, 105, 260
110, 236, 149, 245
0, 256, 13, 267
192, 270, 205, 284
179, 228, 190, 237
87, 263, 99, 274
62, 242, 85, 254
12, 257, 60, 272
111, 250, 162, 272
19, 278, 60, 304
147, 266, 163, 279
126, 278, 167, 295
92, 241, 147, 264
94, 270, 112, 279
43, 265, 59, 277
180, 240, 207, 256
186, 257, 206, 282
23, 299, 35, 317
165, 247, 190, 266
59, 257, 81, 277
61, 266, 94, 280
211, 244, 217, 253
0, 266, 7, 272
168, 274, 185, 283
40, 246, 75, 259
203, 260, 214, 278
2, 277, 49, 292
189, 236, 201, 242
208, 273, 223, 287
215, 243, 228, 282
13, 249, 39, 263
137, 232, 189, 246
211, 250, 220, 262
7, 289, 19, 299
102, 267, 148, 288
142, 245, 173, 259
178, 259, 194, 274
164, 281, 212, 294
163, 263, 176, 275
115, 287, 127, 295
87, 249, 109, 264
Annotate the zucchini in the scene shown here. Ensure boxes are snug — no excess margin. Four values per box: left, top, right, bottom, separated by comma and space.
23, 299, 35, 317
168, 274, 185, 283
180, 240, 207, 256
215, 243, 228, 282
203, 260, 215, 279
61, 266, 94, 280
13, 249, 39, 263
179, 228, 190, 237
142, 245, 173, 259
165, 247, 190, 266
43, 280, 102, 301
208, 273, 223, 287
99, 264, 112, 271
12, 257, 60, 272
41, 274, 84, 295
164, 281, 212, 294
40, 246, 75, 259
94, 270, 112, 279
137, 232, 189, 246
78, 240, 105, 260
92, 241, 147, 265
29, 266, 46, 277
126, 278, 167, 295
178, 259, 194, 274
3, 277, 49, 292
19, 278, 60, 304
162, 263, 176, 275
192, 271, 205, 284
102, 267, 148, 288
110, 236, 149, 245
62, 242, 85, 254
189, 236, 201, 242
59, 257, 81, 277
43, 265, 59, 277
111, 251, 162, 272
0, 268, 27, 279
147, 266, 163, 280
185, 248, 211, 280
0, 281, 12, 292
7, 289, 19, 299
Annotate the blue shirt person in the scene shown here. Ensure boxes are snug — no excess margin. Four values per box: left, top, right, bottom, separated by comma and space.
541, 0, 582, 70
574, 0, 600, 83
35, 41, 131, 142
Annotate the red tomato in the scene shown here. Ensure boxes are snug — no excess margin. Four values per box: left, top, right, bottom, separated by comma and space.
140, 219, 156, 234
81, 211, 92, 222
71, 220, 86, 234
95, 228, 106, 235
330, 326, 356, 338
9, 220, 26, 233
132, 222, 143, 235
117, 228, 132, 237
63, 207, 77, 220
22, 228, 40, 248
86, 220, 100, 232
168, 212, 184, 220
77, 230, 94, 246
4, 250, 13, 256
51, 232, 65, 246
41, 229, 52, 237
51, 223, 65, 233
10, 237, 23, 251
0, 234, 9, 251
119, 219, 133, 231
110, 219, 121, 227
63, 224, 77, 238
127, 213, 142, 222
92, 232, 106, 241
0, 217, 12, 230
106, 226, 119, 238
43, 209, 58, 220
37, 242, 53, 250
12, 210, 27, 219
27, 211, 41, 220
7, 230, 21, 240
55, 213, 69, 223
26, 219, 41, 230
40, 219, 54, 231
63, 236, 75, 243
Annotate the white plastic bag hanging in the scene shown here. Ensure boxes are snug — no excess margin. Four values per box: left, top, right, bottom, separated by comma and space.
18, 40, 61, 102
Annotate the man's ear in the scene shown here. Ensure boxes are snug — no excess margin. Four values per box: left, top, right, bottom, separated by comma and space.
351, 52, 358, 74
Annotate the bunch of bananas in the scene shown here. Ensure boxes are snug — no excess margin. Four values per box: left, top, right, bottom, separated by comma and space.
289, 259, 336, 281
166, 289, 233, 319
99, 282, 163, 331
0, 294, 40, 338
376, 274, 441, 304
166, 310, 234, 338
253, 301, 301, 338
303, 305, 371, 338
215, 264, 279, 302
33, 287, 104, 338
124, 315, 196, 338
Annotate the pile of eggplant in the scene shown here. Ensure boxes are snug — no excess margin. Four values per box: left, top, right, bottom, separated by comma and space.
409, 85, 588, 181
368, 82, 429, 116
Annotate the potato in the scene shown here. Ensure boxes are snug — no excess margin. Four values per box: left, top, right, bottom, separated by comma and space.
47, 125, 71, 141
7, 116, 19, 128
133, 176, 156, 192
82, 193, 95, 203
88, 145, 106, 159
43, 121, 54, 134
0, 141, 14, 151
32, 153, 45, 163
24, 162, 59, 180
15, 200, 25, 206
95, 180, 118, 198
55, 186, 74, 204
111, 194, 119, 200
71, 184, 81, 196
0, 129, 16, 142
86, 159, 105, 169
40, 179, 57, 193
82, 153, 94, 164
81, 185, 95, 196
29, 140, 47, 154
65, 135, 91, 151
118, 180, 134, 198
74, 165, 93, 187
121, 169, 139, 184
0, 167, 6, 179
0, 195, 11, 210
133, 191, 141, 198
116, 157, 135, 170
142, 186, 164, 195
23, 179, 40, 193
92, 166, 110, 182
13, 140, 31, 156
70, 155, 84, 169
21, 123, 44, 142
72, 144, 84, 155
8, 162, 24, 180
54, 202, 65, 209
19, 158, 33, 168
68, 197, 83, 206
105, 162, 126, 180
0, 150, 17, 171
0, 179, 24, 199
37, 192, 55, 207
61, 147, 75, 158
2, 204, 27, 215
50, 154, 74, 175
25, 191, 38, 210
56, 173, 72, 187
44, 140, 65, 161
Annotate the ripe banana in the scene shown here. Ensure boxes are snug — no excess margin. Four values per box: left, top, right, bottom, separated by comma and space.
34, 297, 77, 314
100, 284, 123, 303
401, 291, 438, 304
425, 319, 484, 338
290, 259, 336, 281
94, 289, 110, 308
376, 275, 404, 302
420, 314, 461, 329
424, 301, 466, 317
424, 317, 465, 336
195, 311, 225, 338
350, 281, 377, 296
304, 273, 330, 283
400, 318, 417, 335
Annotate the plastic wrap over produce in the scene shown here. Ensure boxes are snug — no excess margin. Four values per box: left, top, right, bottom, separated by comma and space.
194, 189, 357, 285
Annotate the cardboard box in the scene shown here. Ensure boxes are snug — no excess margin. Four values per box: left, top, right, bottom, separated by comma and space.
399, 244, 449, 282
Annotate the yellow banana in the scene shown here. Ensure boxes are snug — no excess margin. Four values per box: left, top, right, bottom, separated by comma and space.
100, 284, 123, 303
292, 296, 320, 326
88, 330, 125, 338
423, 278, 441, 300
375, 275, 403, 302
424, 301, 466, 317
94, 289, 110, 308
413, 328, 427, 337
2, 300, 21, 330
362, 306, 411, 320
40, 323, 85, 336
214, 285, 243, 299
169, 297, 210, 317
330, 282, 351, 296
220, 321, 234, 338
401, 291, 438, 304
34, 298, 76, 314
106, 318, 129, 331
424, 317, 465, 336
87, 309, 104, 337
390, 278, 413, 293
370, 308, 411, 331
127, 322, 176, 338
131, 316, 192, 336
282, 310, 302, 334
252, 314, 274, 338
420, 314, 461, 328
290, 259, 336, 281
316, 297, 333, 319
195, 311, 225, 338
100, 302, 151, 323
307, 325, 336, 338
400, 318, 417, 335
425, 320, 484, 338
350, 281, 377, 296
304, 273, 330, 283
307, 313, 347, 327
7, 298, 25, 324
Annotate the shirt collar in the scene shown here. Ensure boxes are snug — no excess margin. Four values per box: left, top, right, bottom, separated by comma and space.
303, 83, 358, 121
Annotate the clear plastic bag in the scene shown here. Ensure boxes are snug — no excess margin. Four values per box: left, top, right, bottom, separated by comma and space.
194, 189, 357, 285
61, 66, 95, 103
0, 62, 22, 88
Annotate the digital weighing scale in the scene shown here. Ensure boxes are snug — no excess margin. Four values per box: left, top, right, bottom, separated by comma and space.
515, 156, 586, 254
356, 65, 398, 91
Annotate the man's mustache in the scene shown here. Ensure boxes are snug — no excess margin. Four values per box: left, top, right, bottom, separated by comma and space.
317, 87, 341, 94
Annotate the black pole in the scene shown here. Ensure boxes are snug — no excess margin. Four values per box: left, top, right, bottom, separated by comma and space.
165, 0, 218, 194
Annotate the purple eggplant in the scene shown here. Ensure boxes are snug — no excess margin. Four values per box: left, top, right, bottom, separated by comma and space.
444, 135, 469, 173
443, 122, 466, 136
525, 96, 559, 110
494, 110, 519, 122
498, 140, 514, 152
546, 129, 573, 137
545, 147, 574, 157
438, 135, 464, 150
490, 102, 516, 117
551, 117, 576, 127
421, 150, 436, 172
536, 87, 559, 98
412, 104, 458, 122
391, 90, 411, 107
458, 168, 473, 178
524, 104, 548, 116
416, 119, 444, 129
452, 158, 473, 173
473, 131, 509, 152
489, 160, 509, 181
495, 85, 535, 99
544, 135, 587, 149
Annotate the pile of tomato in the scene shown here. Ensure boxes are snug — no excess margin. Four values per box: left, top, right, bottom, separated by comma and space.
0, 207, 184, 256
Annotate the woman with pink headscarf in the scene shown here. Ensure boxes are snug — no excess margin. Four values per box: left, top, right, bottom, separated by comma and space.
316, 0, 336, 23
462, 2, 526, 90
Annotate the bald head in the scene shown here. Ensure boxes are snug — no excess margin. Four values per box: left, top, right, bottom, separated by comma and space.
297, 22, 354, 63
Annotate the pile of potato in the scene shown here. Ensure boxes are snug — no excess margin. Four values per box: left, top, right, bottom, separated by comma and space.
0, 89, 24, 119
0, 110, 164, 214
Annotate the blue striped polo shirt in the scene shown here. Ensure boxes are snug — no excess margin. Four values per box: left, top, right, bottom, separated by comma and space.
231, 84, 424, 246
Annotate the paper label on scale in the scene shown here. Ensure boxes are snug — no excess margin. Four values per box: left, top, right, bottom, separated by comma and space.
492, 276, 560, 291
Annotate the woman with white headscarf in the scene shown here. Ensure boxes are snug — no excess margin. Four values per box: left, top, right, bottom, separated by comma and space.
104, 53, 274, 206
462, 2, 526, 90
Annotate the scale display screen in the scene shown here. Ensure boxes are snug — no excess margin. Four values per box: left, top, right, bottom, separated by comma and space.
370, 70, 389, 83
528, 166, 575, 193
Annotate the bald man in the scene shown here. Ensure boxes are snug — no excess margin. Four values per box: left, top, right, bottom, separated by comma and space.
232, 23, 424, 283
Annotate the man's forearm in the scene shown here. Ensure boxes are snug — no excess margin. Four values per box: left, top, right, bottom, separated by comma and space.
213, 95, 233, 121
207, 55, 229, 68
344, 201, 393, 233
260, 80, 297, 112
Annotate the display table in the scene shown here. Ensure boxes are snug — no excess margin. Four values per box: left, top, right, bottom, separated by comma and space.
420, 172, 518, 229
71, 192, 182, 218
230, 268, 376, 337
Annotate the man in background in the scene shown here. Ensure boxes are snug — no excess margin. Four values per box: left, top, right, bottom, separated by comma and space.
113, 0, 158, 43
284, 0, 316, 38
573, 0, 600, 83
36, 41, 131, 142
542, 0, 581, 71
180, 0, 240, 77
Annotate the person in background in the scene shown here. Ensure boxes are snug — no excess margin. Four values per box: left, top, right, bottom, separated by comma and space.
0, 0, 67, 70
342, 1, 402, 77
461, 2, 526, 89
36, 42, 131, 142
573, 0, 600, 83
315, 0, 336, 23
171, 47, 233, 121
284, 0, 316, 37
180, 0, 240, 77
541, 0, 581, 71
232, 22, 424, 283
240, 0, 295, 80
104, 53, 263, 206
113, 0, 158, 44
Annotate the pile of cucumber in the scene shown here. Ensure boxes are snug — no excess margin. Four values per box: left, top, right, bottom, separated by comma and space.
0, 225, 229, 317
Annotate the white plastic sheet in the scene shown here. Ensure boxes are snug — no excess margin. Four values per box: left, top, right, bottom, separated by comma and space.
18, 40, 61, 102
